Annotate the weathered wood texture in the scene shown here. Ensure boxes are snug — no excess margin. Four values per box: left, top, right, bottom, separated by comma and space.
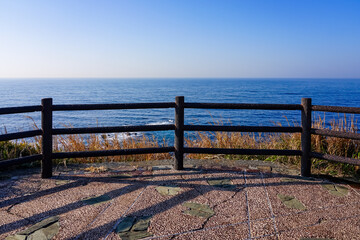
174, 96, 184, 170
0, 105, 42, 115
184, 148, 302, 156
184, 125, 302, 133
311, 128, 360, 140
301, 98, 312, 177
311, 152, 360, 166
0, 130, 42, 141
184, 102, 302, 110
0, 155, 42, 167
52, 147, 175, 159
53, 102, 175, 111
312, 105, 360, 114
52, 125, 174, 135
41, 98, 53, 178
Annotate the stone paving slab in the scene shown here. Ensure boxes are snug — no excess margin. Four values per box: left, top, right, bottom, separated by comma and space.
264, 174, 360, 216
1, 162, 360, 240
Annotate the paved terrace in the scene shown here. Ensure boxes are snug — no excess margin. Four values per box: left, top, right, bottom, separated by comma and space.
1, 160, 360, 240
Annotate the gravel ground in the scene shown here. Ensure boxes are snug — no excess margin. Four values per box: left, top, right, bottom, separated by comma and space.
1, 159, 360, 240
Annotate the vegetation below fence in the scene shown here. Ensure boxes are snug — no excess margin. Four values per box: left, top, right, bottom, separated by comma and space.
187, 115, 360, 177
1, 115, 359, 177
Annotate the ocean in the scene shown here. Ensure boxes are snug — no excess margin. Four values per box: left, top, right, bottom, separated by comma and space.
1, 78, 359, 141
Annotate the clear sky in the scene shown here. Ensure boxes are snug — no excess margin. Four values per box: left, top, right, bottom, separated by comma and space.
1, 0, 360, 78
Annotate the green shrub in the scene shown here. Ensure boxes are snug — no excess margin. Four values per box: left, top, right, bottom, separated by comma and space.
0, 141, 39, 160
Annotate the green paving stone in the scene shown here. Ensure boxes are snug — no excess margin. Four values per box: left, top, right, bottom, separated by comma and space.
277, 194, 295, 202
183, 202, 214, 213
17, 216, 59, 235
6, 216, 59, 240
82, 194, 111, 205
184, 209, 213, 218
183, 202, 215, 218
116, 217, 136, 233
322, 184, 348, 197
207, 178, 235, 189
132, 216, 152, 231
55, 180, 71, 185
156, 186, 182, 196
277, 194, 306, 210
27, 229, 48, 240
5, 235, 27, 240
322, 184, 337, 191
40, 221, 60, 239
118, 230, 152, 240
335, 185, 349, 195
116, 216, 153, 240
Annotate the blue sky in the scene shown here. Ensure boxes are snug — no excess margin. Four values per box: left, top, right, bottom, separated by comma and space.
0, 0, 359, 78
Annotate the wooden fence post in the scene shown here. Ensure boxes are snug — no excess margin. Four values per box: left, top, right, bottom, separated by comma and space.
174, 96, 184, 170
301, 98, 312, 177
41, 98, 53, 178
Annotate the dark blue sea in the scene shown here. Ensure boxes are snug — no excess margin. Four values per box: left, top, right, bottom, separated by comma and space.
1, 79, 359, 142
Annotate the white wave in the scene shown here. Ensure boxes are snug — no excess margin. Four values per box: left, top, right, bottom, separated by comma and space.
103, 132, 142, 141
147, 119, 174, 125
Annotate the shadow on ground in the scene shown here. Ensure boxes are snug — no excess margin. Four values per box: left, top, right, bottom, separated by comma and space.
1, 162, 360, 240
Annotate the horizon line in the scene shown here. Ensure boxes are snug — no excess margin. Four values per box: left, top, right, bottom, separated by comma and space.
1, 77, 360, 80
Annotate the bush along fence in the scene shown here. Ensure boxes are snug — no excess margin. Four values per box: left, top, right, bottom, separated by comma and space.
0, 96, 359, 179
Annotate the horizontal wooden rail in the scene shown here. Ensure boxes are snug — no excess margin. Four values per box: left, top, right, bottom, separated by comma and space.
0, 105, 42, 115
311, 152, 360, 166
184, 125, 302, 133
184, 147, 302, 156
53, 102, 175, 111
52, 147, 175, 159
312, 105, 360, 114
0, 130, 42, 141
1, 97, 359, 179
0, 154, 42, 167
52, 124, 175, 135
311, 128, 360, 140
184, 102, 302, 110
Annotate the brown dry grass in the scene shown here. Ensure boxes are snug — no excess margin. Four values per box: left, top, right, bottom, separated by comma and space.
49, 127, 171, 164
1, 115, 359, 177
185, 115, 360, 177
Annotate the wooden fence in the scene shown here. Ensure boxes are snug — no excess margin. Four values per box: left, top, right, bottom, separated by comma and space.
0, 96, 359, 179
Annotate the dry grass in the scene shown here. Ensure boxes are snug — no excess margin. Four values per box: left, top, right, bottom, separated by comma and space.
1, 115, 359, 177
185, 115, 360, 177
49, 128, 171, 165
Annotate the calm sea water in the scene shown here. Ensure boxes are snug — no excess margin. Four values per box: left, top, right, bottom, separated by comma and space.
1, 79, 359, 141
